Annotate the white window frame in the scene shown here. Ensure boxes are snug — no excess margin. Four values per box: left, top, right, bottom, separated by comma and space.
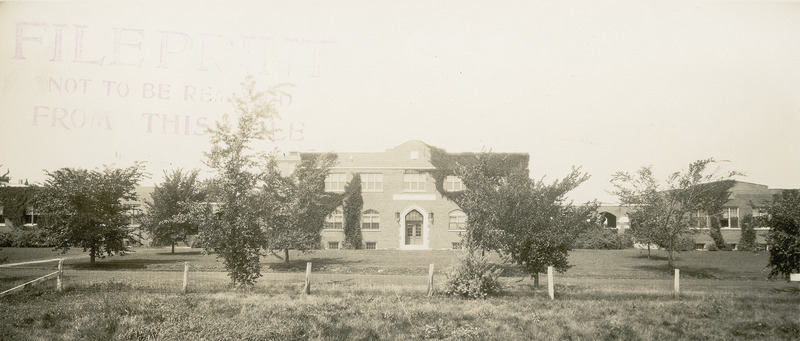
328, 241, 340, 250
445, 176, 464, 192
365, 242, 377, 250
325, 173, 348, 192
720, 207, 740, 228
361, 173, 383, 192
324, 208, 343, 230
403, 173, 427, 192
24, 206, 38, 226
448, 210, 467, 230
693, 210, 710, 228
361, 209, 380, 230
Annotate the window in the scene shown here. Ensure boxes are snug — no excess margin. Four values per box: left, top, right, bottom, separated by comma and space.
444, 176, 464, 192
328, 241, 339, 250
325, 173, 347, 192
410, 151, 419, 160
24, 207, 38, 225
693, 210, 709, 228
448, 210, 467, 230
720, 207, 739, 228
325, 209, 343, 229
365, 242, 376, 250
128, 206, 142, 226
361, 209, 380, 230
403, 173, 427, 192
452, 242, 462, 250
361, 173, 383, 192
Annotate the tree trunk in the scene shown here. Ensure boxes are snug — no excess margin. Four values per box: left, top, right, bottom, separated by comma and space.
171, 242, 175, 254
533, 273, 540, 288
90, 245, 96, 265
285, 249, 290, 264
668, 245, 674, 269
647, 244, 651, 258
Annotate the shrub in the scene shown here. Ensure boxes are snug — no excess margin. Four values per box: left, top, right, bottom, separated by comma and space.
442, 250, 503, 299
738, 214, 759, 251
0, 228, 53, 247
574, 227, 633, 249
674, 236, 696, 252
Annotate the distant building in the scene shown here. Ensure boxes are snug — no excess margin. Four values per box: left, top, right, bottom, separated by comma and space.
0, 180, 151, 231
597, 181, 786, 250
277, 140, 529, 250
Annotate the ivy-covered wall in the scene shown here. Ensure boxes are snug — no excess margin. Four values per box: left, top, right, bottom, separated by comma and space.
427, 145, 530, 203
0, 186, 38, 227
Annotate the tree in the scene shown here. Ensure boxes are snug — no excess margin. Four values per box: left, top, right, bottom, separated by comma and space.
764, 189, 800, 280
611, 159, 738, 268
738, 214, 760, 252
342, 174, 363, 249
491, 168, 596, 287
36, 164, 145, 265
0, 165, 9, 185
141, 168, 206, 254
200, 76, 282, 287
442, 152, 595, 288
261, 153, 340, 263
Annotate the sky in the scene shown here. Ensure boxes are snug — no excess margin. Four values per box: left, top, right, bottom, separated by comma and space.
1, 0, 798, 203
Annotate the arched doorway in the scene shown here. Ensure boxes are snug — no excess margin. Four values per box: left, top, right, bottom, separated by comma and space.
600, 212, 617, 228
405, 210, 424, 245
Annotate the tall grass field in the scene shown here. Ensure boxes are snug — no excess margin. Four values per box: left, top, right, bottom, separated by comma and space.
1, 247, 798, 340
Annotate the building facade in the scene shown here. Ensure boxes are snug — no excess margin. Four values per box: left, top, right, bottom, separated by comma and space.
278, 140, 527, 250
597, 181, 785, 249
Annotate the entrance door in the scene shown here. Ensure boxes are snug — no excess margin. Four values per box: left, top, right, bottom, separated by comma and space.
405, 210, 423, 245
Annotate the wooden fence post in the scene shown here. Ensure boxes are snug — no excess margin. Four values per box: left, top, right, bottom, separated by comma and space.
547, 266, 554, 300
304, 262, 312, 295
56, 259, 64, 292
182, 262, 189, 294
674, 268, 680, 298
427, 264, 435, 296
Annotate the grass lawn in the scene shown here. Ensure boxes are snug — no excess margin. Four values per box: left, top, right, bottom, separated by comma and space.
1, 247, 798, 340
0, 246, 778, 279
0, 277, 797, 340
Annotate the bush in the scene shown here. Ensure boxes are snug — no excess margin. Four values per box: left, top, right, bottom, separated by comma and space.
0, 228, 53, 247
0, 232, 12, 247
442, 250, 503, 299
574, 227, 633, 249
739, 214, 759, 251
674, 236, 696, 252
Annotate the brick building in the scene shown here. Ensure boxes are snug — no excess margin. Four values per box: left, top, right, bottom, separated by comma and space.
277, 140, 528, 250
597, 181, 785, 249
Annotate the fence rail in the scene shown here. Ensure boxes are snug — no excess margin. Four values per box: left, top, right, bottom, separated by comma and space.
0, 258, 64, 297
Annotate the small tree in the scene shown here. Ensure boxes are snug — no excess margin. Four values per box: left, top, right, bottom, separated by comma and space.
200, 77, 281, 287
262, 154, 340, 263
611, 159, 738, 268
489, 168, 596, 287
446, 151, 595, 288
738, 214, 759, 252
765, 189, 800, 280
342, 174, 363, 249
36, 164, 146, 265
142, 169, 206, 253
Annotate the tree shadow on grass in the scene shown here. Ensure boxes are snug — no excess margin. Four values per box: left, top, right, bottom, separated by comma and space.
69, 258, 185, 270
633, 263, 733, 279
155, 251, 204, 256
267, 257, 364, 273
632, 253, 669, 261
